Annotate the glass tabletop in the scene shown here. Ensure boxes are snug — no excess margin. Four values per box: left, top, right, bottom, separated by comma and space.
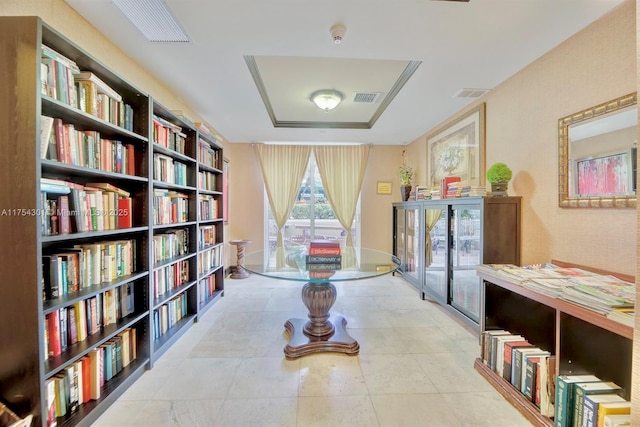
242, 247, 400, 282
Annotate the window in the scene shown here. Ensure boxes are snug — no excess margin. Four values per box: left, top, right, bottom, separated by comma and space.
265, 153, 359, 253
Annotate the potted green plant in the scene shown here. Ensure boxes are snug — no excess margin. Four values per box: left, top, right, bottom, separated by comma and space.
486, 162, 513, 196
399, 151, 415, 201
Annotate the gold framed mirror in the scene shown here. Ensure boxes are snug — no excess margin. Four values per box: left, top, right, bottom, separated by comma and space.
558, 92, 637, 208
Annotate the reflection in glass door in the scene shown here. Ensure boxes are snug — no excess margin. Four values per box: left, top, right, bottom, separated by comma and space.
423, 206, 447, 302
403, 206, 421, 284
450, 205, 481, 321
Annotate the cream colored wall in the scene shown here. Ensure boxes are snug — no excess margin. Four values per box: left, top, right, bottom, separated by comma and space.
408, 0, 637, 275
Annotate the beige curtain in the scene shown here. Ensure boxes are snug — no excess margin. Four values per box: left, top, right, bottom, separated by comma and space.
424, 209, 443, 267
313, 145, 370, 249
254, 144, 311, 266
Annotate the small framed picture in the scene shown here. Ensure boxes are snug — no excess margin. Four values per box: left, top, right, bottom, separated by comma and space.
377, 181, 392, 195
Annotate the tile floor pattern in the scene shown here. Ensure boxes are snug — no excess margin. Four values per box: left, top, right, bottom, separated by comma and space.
93, 274, 533, 427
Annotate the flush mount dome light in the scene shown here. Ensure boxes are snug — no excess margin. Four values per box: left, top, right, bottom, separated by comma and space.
310, 89, 344, 111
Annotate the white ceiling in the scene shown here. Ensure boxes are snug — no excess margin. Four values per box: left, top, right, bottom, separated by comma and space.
64, 0, 626, 145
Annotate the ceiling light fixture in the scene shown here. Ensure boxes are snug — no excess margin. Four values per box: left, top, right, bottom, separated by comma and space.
310, 89, 344, 111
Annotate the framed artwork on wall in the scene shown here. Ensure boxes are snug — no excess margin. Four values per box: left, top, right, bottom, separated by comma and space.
223, 158, 229, 223
428, 103, 486, 189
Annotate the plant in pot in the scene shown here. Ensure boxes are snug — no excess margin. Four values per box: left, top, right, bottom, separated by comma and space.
486, 162, 512, 196
399, 151, 415, 201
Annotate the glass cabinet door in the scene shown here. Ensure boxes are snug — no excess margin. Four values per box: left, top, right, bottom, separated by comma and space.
450, 205, 481, 321
423, 206, 447, 302
394, 207, 406, 271
403, 206, 421, 284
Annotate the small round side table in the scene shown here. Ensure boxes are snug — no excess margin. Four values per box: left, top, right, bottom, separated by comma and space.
230, 240, 252, 279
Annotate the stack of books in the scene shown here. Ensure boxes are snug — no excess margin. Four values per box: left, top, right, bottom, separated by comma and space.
306, 240, 341, 278
440, 176, 461, 199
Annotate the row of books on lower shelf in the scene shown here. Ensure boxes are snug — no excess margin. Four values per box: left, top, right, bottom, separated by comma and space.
476, 263, 635, 318
45, 283, 135, 358
481, 329, 631, 427
45, 327, 137, 425
198, 275, 218, 306
153, 293, 188, 339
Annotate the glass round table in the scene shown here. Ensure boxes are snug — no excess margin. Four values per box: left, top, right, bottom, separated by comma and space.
242, 247, 400, 360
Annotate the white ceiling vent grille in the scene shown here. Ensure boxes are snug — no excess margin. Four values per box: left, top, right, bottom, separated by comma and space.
352, 92, 382, 104
112, 0, 191, 43
453, 88, 490, 98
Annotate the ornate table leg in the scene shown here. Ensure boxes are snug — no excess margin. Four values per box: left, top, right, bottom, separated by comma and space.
230, 240, 251, 279
284, 281, 359, 360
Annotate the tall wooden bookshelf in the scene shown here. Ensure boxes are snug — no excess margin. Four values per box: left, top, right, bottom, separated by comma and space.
0, 16, 224, 427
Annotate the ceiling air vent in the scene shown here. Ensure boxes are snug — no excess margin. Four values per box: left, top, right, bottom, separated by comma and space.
352, 92, 382, 104
453, 88, 490, 98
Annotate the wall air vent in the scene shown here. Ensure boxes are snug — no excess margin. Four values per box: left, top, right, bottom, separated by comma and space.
453, 88, 490, 98
112, 0, 191, 43
352, 92, 382, 104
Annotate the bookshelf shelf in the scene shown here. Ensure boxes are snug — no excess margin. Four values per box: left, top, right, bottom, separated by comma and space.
43, 271, 149, 313
40, 226, 148, 242
41, 160, 149, 181
42, 96, 147, 141
198, 163, 222, 174
152, 280, 198, 308
0, 16, 225, 426
477, 266, 634, 425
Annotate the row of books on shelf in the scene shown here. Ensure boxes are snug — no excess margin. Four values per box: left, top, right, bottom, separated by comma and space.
153, 229, 190, 264
198, 170, 217, 192
476, 263, 635, 318
153, 260, 190, 299
153, 294, 188, 339
152, 115, 187, 154
198, 246, 223, 275
199, 225, 216, 249
153, 190, 189, 225
198, 275, 218, 306
41, 179, 133, 236
45, 327, 137, 424
42, 239, 136, 300
199, 194, 219, 221
153, 153, 189, 186
481, 329, 631, 426
556, 376, 630, 427
198, 139, 220, 170
41, 45, 134, 131
40, 116, 136, 176
482, 329, 556, 417
45, 283, 135, 358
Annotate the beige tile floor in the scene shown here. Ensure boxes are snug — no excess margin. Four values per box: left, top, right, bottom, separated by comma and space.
93, 274, 533, 427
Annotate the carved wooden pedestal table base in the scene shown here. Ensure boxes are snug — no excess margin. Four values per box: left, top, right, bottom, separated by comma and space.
230, 240, 251, 279
241, 248, 400, 360
284, 282, 359, 360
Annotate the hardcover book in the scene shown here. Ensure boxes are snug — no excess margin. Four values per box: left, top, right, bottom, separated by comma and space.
582, 394, 626, 427
573, 381, 622, 427
554, 375, 600, 427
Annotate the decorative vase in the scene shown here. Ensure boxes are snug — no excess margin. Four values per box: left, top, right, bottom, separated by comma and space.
400, 185, 412, 201
491, 182, 508, 196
